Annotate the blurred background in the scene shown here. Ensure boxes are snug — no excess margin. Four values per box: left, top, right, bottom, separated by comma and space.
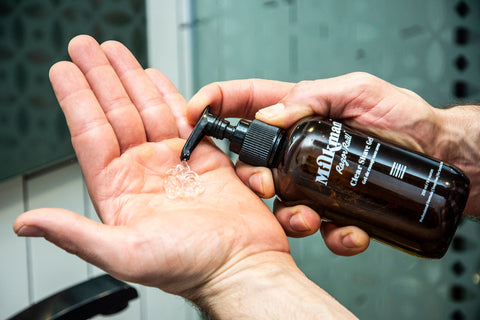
1, 0, 479, 319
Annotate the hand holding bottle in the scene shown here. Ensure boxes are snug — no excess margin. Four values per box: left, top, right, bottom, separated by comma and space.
187, 73, 479, 256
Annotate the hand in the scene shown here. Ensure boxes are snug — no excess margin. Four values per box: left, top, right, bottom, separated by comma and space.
187, 73, 450, 256
13, 35, 291, 297
13, 36, 359, 319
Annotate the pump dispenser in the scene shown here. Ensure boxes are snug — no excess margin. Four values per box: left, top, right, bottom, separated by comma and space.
181, 107, 287, 167
181, 107, 471, 258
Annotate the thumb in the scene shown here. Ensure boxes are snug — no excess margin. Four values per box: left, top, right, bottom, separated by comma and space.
14, 208, 125, 275
255, 102, 313, 129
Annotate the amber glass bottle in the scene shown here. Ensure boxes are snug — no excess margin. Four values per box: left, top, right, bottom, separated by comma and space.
181, 107, 471, 258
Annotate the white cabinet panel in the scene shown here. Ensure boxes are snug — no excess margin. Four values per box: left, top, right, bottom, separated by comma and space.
0, 177, 29, 319
144, 286, 201, 320
25, 162, 89, 301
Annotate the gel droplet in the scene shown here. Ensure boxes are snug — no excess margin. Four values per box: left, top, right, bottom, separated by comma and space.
163, 161, 205, 199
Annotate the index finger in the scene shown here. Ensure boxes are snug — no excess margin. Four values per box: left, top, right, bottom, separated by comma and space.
49, 61, 120, 181
187, 79, 294, 124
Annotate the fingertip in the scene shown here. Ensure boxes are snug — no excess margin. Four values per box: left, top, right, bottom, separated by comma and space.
14, 208, 74, 230
187, 90, 212, 124
13, 213, 29, 235
236, 162, 275, 198
49, 61, 65, 79
68, 34, 98, 57
99, 38, 121, 48
15, 225, 45, 237
100, 39, 134, 62
274, 203, 321, 237
13, 209, 50, 234
322, 224, 370, 256
255, 103, 313, 128
255, 103, 285, 123
145, 68, 177, 94
248, 172, 275, 199
288, 213, 312, 233
49, 61, 78, 85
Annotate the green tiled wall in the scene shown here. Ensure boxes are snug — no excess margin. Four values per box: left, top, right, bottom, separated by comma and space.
0, 0, 147, 181
191, 1, 480, 319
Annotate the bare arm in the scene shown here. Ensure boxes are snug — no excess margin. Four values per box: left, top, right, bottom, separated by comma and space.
433, 105, 480, 217
192, 253, 357, 320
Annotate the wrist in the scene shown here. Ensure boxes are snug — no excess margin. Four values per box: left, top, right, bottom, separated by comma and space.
434, 105, 480, 216
433, 106, 480, 159
188, 251, 357, 320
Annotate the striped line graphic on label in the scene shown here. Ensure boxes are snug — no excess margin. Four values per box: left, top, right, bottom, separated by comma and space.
389, 162, 407, 179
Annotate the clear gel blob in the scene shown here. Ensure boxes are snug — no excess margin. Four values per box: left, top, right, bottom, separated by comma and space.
163, 161, 205, 199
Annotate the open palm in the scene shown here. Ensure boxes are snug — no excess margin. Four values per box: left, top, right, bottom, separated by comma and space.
13, 35, 289, 297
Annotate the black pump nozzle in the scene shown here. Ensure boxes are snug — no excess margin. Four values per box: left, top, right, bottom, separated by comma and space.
180, 106, 227, 161
181, 106, 287, 168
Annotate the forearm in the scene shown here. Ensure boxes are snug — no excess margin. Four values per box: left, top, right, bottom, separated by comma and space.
189, 252, 357, 320
433, 105, 480, 217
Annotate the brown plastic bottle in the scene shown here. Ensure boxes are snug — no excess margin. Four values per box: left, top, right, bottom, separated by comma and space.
181, 107, 471, 258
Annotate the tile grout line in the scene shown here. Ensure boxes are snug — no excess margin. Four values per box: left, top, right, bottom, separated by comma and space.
22, 175, 35, 304
82, 178, 95, 279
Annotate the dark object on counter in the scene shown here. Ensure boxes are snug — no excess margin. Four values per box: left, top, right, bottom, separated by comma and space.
8, 274, 138, 320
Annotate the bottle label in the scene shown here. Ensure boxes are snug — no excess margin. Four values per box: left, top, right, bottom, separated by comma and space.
316, 121, 381, 188
315, 121, 342, 186
311, 120, 447, 224
419, 162, 443, 222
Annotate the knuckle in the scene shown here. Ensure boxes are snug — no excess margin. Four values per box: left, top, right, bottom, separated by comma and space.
348, 72, 380, 88
292, 80, 315, 92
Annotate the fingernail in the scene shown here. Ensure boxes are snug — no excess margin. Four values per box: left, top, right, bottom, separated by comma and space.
16, 225, 44, 237
341, 233, 358, 248
256, 103, 285, 119
248, 173, 264, 196
289, 213, 311, 232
